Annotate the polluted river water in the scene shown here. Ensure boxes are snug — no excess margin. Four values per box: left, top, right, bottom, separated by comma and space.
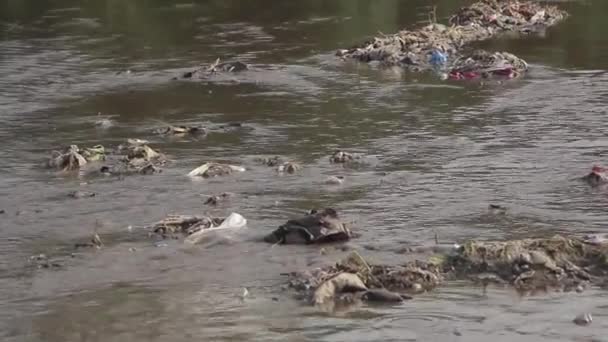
2, 0, 608, 341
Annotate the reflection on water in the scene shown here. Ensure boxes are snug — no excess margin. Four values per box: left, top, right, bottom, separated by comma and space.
1, 0, 608, 341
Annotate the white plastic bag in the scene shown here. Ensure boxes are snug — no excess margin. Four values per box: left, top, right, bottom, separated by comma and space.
184, 213, 247, 244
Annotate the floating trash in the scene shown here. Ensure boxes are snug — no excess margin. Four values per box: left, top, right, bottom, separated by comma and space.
573, 313, 592, 326
263, 208, 353, 245
582, 165, 608, 186
149, 212, 247, 244
336, 0, 567, 80
188, 162, 246, 178
277, 161, 302, 174
204, 192, 233, 206
330, 151, 359, 164
45, 140, 165, 176
325, 176, 345, 185
153, 124, 206, 136
430, 50, 447, 66
285, 234, 608, 309
180, 58, 249, 79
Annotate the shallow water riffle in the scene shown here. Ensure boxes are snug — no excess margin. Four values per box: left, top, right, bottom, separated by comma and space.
2, 0, 608, 341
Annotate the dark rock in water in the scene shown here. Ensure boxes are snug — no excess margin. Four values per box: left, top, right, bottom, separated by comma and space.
263, 208, 352, 245
0, 209, 5, 214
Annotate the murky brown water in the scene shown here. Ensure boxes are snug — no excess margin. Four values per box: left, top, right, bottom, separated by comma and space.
2, 0, 608, 341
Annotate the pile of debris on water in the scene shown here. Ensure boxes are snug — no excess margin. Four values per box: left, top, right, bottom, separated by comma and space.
149, 212, 247, 244
179, 58, 249, 80
286, 234, 608, 306
336, 0, 567, 79
264, 208, 354, 245
45, 139, 166, 176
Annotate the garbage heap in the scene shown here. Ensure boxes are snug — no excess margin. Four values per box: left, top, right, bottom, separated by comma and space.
336, 0, 567, 80
46, 139, 166, 175
287, 235, 608, 305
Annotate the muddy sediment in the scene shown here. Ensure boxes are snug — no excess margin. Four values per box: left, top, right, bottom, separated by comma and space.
337, 0, 567, 79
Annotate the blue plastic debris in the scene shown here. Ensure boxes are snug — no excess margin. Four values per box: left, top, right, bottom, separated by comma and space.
430, 50, 447, 66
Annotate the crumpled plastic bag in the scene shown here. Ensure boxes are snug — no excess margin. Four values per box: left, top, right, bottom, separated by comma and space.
184, 212, 247, 244
187, 162, 246, 178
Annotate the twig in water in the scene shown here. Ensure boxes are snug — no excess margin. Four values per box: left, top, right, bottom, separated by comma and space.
271, 237, 284, 249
